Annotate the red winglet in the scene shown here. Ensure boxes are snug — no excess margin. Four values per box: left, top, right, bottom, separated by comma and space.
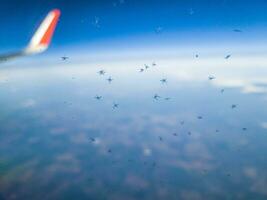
39, 9, 61, 46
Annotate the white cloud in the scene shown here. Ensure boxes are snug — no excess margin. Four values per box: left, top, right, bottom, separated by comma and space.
21, 99, 36, 108
143, 147, 152, 156
243, 167, 257, 179
242, 85, 267, 94
50, 127, 67, 135
261, 122, 267, 129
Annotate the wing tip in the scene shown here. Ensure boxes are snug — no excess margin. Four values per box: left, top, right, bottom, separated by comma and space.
25, 9, 61, 55
51, 9, 61, 17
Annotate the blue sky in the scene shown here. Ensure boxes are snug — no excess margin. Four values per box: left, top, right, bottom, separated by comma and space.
1, 0, 267, 51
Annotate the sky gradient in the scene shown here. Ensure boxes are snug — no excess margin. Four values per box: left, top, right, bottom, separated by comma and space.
1, 0, 267, 52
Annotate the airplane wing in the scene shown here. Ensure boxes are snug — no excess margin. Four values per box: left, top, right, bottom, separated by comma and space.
0, 9, 61, 63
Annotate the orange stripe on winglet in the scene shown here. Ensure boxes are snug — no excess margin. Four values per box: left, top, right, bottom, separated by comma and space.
40, 9, 61, 46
